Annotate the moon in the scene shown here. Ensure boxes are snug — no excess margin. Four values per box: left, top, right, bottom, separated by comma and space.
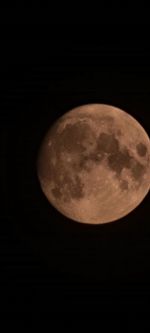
37, 104, 150, 224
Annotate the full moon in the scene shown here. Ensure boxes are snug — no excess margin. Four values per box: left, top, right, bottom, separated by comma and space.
37, 104, 150, 224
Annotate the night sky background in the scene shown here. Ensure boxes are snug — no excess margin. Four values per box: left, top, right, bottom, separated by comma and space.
1, 25, 150, 317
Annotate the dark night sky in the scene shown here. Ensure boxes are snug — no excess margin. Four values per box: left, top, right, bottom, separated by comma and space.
1, 25, 150, 316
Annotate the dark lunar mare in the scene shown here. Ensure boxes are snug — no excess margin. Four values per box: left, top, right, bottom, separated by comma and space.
39, 120, 147, 202
136, 142, 147, 157
47, 121, 91, 201
78, 132, 146, 190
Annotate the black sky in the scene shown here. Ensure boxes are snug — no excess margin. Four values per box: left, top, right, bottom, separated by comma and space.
1, 25, 150, 317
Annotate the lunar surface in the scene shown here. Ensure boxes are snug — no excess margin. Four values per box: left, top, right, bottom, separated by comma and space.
37, 104, 150, 224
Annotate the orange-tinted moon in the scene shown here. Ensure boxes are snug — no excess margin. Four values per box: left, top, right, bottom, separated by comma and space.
37, 104, 150, 224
